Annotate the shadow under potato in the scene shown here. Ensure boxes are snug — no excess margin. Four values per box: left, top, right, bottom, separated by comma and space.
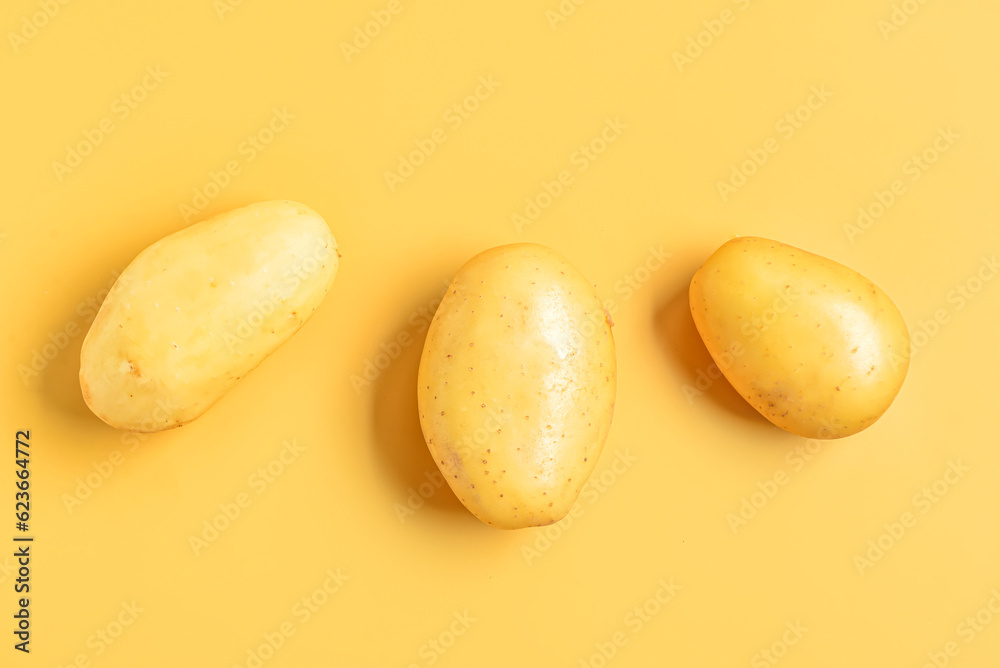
35, 208, 202, 442
34, 273, 124, 438
41, 322, 94, 423
370, 301, 473, 523
654, 280, 773, 429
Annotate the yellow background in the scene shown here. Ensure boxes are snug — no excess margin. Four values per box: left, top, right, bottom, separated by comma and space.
3, 0, 1000, 666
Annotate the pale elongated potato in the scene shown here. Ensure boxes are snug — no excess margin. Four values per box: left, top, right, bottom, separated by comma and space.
417, 243, 616, 529
80, 200, 338, 432
689, 236, 909, 439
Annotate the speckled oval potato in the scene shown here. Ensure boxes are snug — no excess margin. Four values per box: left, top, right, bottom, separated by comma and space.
689, 236, 909, 439
417, 243, 616, 529
80, 200, 338, 432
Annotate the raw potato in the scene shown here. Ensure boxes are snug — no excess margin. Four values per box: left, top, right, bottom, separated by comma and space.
80, 200, 338, 432
417, 243, 616, 529
689, 236, 909, 439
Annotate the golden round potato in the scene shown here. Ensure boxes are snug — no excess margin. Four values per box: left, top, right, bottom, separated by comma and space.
417, 243, 616, 529
80, 200, 338, 432
689, 236, 909, 439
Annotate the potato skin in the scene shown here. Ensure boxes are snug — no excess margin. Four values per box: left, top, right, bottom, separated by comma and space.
689, 236, 909, 439
80, 200, 338, 432
417, 243, 616, 529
